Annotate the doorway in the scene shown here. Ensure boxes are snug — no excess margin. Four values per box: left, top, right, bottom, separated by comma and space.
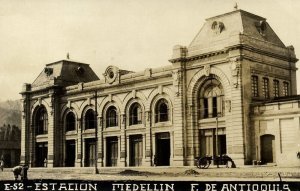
199, 129, 227, 157
260, 134, 275, 164
65, 140, 76, 167
155, 132, 170, 166
84, 138, 96, 167
218, 135, 227, 155
130, 135, 143, 166
35, 142, 48, 167
106, 137, 118, 167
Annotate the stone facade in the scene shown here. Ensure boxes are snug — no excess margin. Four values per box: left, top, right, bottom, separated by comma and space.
21, 10, 299, 168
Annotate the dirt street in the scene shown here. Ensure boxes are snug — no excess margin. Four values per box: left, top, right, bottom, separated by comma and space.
0, 166, 299, 181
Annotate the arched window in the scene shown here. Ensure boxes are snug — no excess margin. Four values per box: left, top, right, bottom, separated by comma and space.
85, 109, 96, 129
66, 112, 76, 131
35, 106, 48, 135
129, 103, 142, 125
155, 99, 169, 123
106, 106, 118, 127
199, 78, 224, 119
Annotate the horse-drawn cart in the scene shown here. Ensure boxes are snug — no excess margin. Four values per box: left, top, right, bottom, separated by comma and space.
195, 154, 236, 169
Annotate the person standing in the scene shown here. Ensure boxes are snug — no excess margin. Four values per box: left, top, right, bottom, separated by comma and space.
0, 159, 4, 171
0, 155, 4, 171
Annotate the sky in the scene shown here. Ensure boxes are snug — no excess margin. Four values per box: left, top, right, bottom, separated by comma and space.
0, 0, 300, 100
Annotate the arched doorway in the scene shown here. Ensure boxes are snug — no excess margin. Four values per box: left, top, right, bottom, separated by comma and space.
64, 112, 76, 167
260, 134, 276, 164
34, 106, 48, 167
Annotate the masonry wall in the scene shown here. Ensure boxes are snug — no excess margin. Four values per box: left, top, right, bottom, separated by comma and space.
252, 101, 300, 166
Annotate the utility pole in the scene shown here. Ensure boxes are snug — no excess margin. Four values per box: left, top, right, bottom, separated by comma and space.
216, 115, 219, 157
215, 112, 222, 157
94, 90, 99, 174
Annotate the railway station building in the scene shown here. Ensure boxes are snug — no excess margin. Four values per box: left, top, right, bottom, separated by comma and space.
20, 9, 300, 168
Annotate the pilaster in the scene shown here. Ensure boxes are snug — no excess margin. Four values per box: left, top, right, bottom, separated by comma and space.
119, 114, 126, 166
144, 110, 152, 166
76, 118, 82, 167
20, 84, 31, 165
226, 56, 245, 165
20, 96, 30, 165
47, 106, 55, 167
169, 45, 187, 166
97, 116, 103, 167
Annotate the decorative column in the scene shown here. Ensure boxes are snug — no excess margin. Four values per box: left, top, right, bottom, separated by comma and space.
76, 118, 82, 167
20, 84, 31, 165
97, 116, 103, 167
169, 45, 187, 166
126, 136, 130, 166
29, 124, 34, 167
119, 114, 126, 166
142, 133, 146, 165
170, 131, 174, 165
152, 131, 156, 164
103, 137, 107, 167
226, 56, 245, 165
144, 110, 152, 166
82, 139, 86, 167
47, 94, 55, 167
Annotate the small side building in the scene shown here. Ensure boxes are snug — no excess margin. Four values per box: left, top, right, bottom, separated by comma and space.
252, 96, 300, 166
0, 125, 21, 167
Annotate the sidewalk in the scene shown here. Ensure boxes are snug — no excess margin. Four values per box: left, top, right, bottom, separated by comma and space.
0, 165, 299, 181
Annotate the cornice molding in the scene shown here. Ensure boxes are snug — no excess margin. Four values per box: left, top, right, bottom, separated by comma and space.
184, 44, 298, 63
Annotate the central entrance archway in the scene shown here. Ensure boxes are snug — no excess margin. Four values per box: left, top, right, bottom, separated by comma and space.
260, 134, 275, 164
155, 132, 170, 166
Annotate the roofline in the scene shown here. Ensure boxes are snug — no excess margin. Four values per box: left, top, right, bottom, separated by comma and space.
206, 9, 266, 21
46, 59, 90, 66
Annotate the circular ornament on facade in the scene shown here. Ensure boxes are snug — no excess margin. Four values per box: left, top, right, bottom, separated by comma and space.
105, 66, 119, 84
108, 70, 114, 79
258, 20, 267, 36
211, 21, 225, 34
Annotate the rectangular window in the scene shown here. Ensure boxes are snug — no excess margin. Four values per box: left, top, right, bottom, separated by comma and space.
262, 78, 269, 98
137, 108, 142, 123
273, 80, 279, 97
251, 76, 258, 97
212, 97, 218, 117
203, 98, 208, 118
283, 82, 289, 96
